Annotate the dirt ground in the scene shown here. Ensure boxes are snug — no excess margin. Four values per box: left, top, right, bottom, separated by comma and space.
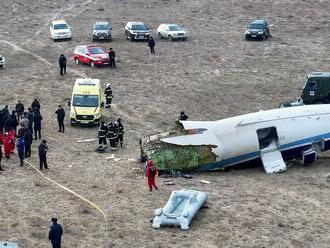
1, 0, 330, 247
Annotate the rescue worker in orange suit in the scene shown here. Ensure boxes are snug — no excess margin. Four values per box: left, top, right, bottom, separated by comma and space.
145, 160, 158, 191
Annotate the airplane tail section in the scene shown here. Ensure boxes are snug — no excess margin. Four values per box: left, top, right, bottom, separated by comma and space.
180, 121, 215, 131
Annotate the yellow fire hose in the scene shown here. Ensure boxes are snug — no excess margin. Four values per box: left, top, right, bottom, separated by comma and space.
25, 161, 107, 222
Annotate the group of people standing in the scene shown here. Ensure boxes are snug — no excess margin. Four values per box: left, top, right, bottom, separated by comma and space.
97, 118, 124, 151
0, 99, 49, 171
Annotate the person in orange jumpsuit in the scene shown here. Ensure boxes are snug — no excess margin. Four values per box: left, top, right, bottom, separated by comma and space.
145, 160, 158, 191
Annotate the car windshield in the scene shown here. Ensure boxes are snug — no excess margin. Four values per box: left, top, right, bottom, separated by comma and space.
94, 24, 108, 30
88, 47, 104, 54
249, 23, 264, 29
132, 24, 147, 30
54, 24, 68, 30
73, 95, 98, 107
169, 25, 182, 31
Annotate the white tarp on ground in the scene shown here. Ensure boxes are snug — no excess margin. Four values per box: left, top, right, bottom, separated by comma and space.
0, 242, 19, 248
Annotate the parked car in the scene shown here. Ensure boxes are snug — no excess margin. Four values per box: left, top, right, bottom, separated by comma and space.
125, 22, 150, 41
50, 20, 72, 41
157, 24, 187, 41
92, 21, 112, 41
73, 45, 109, 67
0, 55, 5, 68
245, 20, 270, 40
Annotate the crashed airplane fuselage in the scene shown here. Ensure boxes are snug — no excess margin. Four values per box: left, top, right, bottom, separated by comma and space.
142, 105, 330, 174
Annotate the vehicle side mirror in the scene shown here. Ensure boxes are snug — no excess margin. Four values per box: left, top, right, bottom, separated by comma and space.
68, 101, 71, 107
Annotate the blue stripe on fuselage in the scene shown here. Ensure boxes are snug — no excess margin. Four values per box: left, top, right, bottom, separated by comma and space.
196, 132, 330, 172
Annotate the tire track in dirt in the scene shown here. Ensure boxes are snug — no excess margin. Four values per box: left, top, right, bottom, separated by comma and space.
20, 0, 94, 47
0, 40, 86, 78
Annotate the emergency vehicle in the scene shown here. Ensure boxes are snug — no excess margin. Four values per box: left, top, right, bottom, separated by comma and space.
69, 78, 103, 126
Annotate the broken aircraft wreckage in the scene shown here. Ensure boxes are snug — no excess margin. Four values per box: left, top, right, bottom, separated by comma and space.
140, 105, 330, 174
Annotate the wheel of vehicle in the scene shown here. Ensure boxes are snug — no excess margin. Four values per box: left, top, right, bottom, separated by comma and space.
168, 35, 173, 41
90, 60, 95, 68
262, 34, 266, 40
158, 32, 163, 39
245, 35, 249, 41
182, 37, 187, 41
130, 34, 135, 42
75, 58, 80, 65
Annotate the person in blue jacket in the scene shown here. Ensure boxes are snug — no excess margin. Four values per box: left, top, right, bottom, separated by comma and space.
48, 217, 63, 248
16, 137, 25, 166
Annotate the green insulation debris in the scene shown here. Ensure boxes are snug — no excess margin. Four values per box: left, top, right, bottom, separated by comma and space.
145, 144, 216, 171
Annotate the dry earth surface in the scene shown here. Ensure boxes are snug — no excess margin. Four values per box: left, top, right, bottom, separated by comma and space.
1, 0, 330, 247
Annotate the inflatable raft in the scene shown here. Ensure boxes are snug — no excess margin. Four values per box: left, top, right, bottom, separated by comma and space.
152, 189, 207, 230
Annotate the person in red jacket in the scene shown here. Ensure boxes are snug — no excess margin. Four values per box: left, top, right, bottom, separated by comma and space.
145, 160, 158, 191
3, 132, 12, 158
0, 133, 3, 171
8, 129, 15, 154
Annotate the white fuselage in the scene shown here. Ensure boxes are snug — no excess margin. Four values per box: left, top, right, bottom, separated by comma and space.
162, 105, 330, 170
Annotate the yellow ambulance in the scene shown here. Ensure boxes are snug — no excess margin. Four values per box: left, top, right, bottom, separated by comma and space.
69, 78, 103, 125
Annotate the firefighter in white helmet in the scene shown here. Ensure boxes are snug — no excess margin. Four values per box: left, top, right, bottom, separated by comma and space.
104, 82, 113, 109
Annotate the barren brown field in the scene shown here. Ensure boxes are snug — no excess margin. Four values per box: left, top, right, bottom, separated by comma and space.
1, 0, 330, 247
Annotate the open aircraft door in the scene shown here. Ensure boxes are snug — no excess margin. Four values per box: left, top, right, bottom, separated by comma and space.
257, 127, 287, 174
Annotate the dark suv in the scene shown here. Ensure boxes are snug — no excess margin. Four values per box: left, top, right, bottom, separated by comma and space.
92, 21, 112, 41
245, 20, 270, 40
